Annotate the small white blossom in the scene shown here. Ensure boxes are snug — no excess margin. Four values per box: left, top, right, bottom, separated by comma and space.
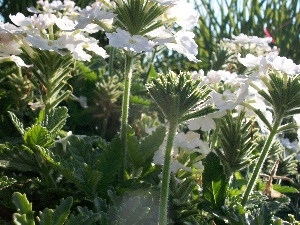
56, 131, 72, 152
164, 1, 199, 29
106, 28, 155, 53
9, 13, 32, 27
28, 101, 45, 110
165, 30, 200, 62
272, 56, 296, 75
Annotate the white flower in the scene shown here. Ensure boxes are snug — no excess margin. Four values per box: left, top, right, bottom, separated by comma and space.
238, 53, 262, 68
71, 94, 88, 108
76, 2, 116, 29
165, 30, 200, 62
174, 131, 202, 150
9, 13, 32, 27
11, 55, 32, 67
106, 28, 155, 53
186, 111, 226, 131
56, 16, 77, 30
164, 1, 199, 29
207, 70, 223, 84
210, 82, 248, 111
148, 27, 174, 45
25, 35, 64, 51
56, 131, 72, 152
272, 56, 296, 75
31, 13, 57, 30
28, 101, 45, 110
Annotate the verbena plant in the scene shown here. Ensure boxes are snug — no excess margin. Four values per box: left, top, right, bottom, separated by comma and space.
0, 1, 300, 225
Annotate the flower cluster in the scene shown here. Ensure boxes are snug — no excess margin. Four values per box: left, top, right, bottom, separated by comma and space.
1, 0, 109, 66
153, 130, 209, 173
90, 0, 200, 61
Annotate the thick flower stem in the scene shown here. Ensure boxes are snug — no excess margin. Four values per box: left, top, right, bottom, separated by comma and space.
119, 54, 134, 183
108, 47, 115, 77
159, 122, 177, 225
241, 118, 281, 206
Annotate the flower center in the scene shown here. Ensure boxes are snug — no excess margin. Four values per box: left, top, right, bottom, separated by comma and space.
129, 38, 137, 44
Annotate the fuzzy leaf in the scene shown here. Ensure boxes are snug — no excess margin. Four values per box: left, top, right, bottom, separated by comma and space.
24, 124, 54, 149
40, 107, 69, 136
0, 144, 38, 171
67, 136, 99, 169
202, 152, 228, 211
12, 192, 35, 225
139, 125, 166, 165
38, 208, 53, 225
52, 197, 73, 225
8, 111, 25, 135
127, 125, 140, 170
97, 135, 122, 192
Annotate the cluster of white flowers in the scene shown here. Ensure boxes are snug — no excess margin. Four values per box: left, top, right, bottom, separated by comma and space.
102, 0, 200, 61
0, 0, 109, 65
223, 33, 273, 53
153, 131, 209, 173
1, 0, 200, 66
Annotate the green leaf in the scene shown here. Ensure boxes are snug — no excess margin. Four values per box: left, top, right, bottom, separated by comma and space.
139, 125, 166, 165
130, 95, 151, 106
12, 192, 35, 225
273, 184, 299, 194
277, 122, 299, 133
52, 197, 73, 225
0, 144, 38, 171
8, 111, 25, 135
127, 125, 140, 170
24, 125, 54, 149
38, 208, 53, 225
0, 176, 16, 190
37, 197, 72, 225
40, 107, 69, 136
67, 136, 99, 169
97, 135, 122, 192
202, 152, 228, 211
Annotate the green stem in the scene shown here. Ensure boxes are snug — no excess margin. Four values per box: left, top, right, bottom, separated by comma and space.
119, 54, 134, 183
241, 118, 282, 206
159, 122, 177, 225
108, 47, 115, 77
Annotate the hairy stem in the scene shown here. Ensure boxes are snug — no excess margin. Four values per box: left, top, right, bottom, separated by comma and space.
108, 47, 115, 77
119, 54, 134, 183
159, 122, 177, 225
241, 118, 281, 206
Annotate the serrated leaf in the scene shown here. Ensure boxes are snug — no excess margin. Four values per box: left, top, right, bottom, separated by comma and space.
202, 152, 228, 211
38, 208, 53, 225
40, 107, 69, 136
97, 135, 122, 192
68, 136, 99, 169
139, 125, 166, 164
52, 197, 73, 225
0, 144, 38, 171
127, 125, 141, 170
24, 125, 54, 149
8, 111, 25, 135
12, 192, 35, 225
